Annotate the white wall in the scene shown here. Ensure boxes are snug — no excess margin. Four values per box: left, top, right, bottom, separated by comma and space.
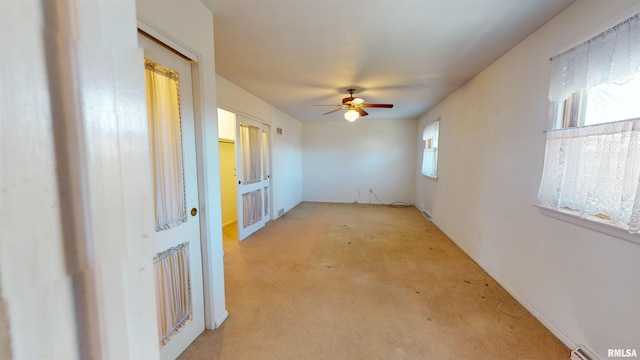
218, 108, 236, 141
2, 0, 158, 358
216, 75, 303, 217
218, 141, 237, 226
137, 0, 228, 330
217, 109, 237, 226
303, 119, 417, 204
415, 1, 640, 358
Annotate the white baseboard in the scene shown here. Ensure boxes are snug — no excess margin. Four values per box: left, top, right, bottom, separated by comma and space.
215, 310, 229, 329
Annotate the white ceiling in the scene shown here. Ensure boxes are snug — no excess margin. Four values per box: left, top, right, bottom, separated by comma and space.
202, 0, 575, 122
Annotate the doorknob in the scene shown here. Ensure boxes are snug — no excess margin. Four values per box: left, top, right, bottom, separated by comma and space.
190, 208, 198, 216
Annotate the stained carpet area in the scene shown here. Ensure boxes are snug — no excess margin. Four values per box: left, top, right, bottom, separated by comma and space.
179, 202, 568, 360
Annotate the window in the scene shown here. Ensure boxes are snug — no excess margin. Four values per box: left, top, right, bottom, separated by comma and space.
551, 76, 640, 129
538, 13, 640, 234
421, 119, 439, 178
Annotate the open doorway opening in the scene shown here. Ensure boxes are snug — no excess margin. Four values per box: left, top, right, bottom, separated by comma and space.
217, 108, 239, 249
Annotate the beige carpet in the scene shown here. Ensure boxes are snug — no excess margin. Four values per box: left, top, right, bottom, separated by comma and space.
179, 202, 568, 359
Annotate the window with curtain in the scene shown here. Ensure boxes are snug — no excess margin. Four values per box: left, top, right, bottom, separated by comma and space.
145, 59, 187, 231
422, 119, 439, 178
538, 13, 640, 234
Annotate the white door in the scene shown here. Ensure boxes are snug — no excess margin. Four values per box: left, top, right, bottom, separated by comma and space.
139, 33, 205, 359
236, 116, 271, 240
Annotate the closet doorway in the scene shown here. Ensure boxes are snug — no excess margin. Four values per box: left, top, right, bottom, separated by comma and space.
218, 108, 238, 246
217, 108, 238, 232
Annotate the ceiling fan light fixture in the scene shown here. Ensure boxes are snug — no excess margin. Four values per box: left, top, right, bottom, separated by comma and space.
314, 88, 393, 119
344, 109, 359, 122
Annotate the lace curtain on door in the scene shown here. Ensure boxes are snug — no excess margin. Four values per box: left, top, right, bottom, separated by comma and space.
262, 130, 269, 217
240, 124, 261, 184
145, 59, 187, 231
153, 243, 192, 346
243, 189, 263, 228
240, 124, 263, 227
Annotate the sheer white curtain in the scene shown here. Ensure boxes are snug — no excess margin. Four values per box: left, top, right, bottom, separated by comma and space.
145, 60, 187, 231
240, 123, 263, 227
154, 243, 192, 346
262, 130, 270, 217
549, 13, 640, 102
422, 120, 439, 178
539, 13, 640, 233
242, 189, 262, 228
240, 124, 261, 184
262, 130, 269, 180
538, 119, 640, 232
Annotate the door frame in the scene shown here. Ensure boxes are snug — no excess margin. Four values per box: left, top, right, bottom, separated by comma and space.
137, 16, 228, 333
217, 107, 275, 231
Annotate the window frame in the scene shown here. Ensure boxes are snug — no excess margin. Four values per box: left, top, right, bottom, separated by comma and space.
538, 11, 640, 242
536, 205, 640, 246
552, 77, 640, 131
552, 91, 587, 129
541, 81, 640, 242
541, 90, 640, 239
421, 119, 439, 179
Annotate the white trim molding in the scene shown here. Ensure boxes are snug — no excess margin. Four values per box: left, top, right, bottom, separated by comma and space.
535, 205, 640, 247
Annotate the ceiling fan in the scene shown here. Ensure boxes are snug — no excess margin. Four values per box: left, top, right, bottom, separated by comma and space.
314, 88, 394, 122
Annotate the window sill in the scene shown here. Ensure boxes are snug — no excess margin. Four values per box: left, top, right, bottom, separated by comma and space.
535, 204, 640, 246
422, 175, 438, 181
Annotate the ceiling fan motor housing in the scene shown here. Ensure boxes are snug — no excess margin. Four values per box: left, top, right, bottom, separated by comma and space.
342, 96, 355, 105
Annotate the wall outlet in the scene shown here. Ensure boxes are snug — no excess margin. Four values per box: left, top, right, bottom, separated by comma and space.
278, 208, 284, 216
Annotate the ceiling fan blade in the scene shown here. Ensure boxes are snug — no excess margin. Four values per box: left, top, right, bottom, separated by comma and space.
322, 106, 345, 115
361, 104, 394, 108
315, 89, 391, 117
355, 107, 368, 116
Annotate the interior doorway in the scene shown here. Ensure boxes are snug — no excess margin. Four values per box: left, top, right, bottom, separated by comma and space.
217, 109, 239, 248
217, 108, 272, 243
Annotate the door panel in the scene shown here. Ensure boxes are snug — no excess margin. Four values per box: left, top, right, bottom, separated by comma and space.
236, 116, 270, 240
139, 33, 205, 360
